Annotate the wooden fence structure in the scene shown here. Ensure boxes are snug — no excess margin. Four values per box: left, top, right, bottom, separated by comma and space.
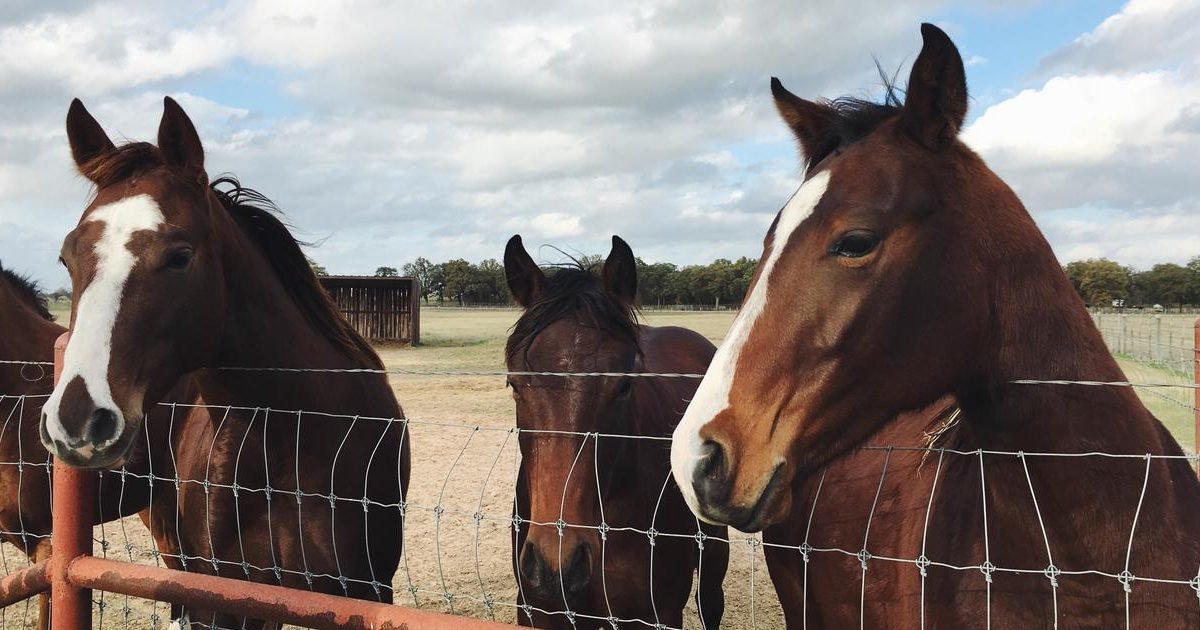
320, 276, 421, 345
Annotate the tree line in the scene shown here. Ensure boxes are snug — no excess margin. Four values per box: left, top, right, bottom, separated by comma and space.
368, 256, 759, 308
1064, 257, 1200, 310
308, 253, 1200, 311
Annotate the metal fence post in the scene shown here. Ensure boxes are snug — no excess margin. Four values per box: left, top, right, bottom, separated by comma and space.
50, 332, 93, 630
1194, 319, 1199, 456
1119, 314, 1127, 354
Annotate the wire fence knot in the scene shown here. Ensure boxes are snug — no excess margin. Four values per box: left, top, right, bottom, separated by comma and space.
800, 542, 813, 563
555, 518, 567, 537
646, 527, 659, 547
1118, 570, 1135, 593
857, 549, 872, 571
916, 554, 930, 577
980, 561, 996, 584
598, 521, 610, 541
1041, 564, 1061, 588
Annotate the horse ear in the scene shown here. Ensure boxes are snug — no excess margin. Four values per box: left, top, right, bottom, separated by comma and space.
66, 99, 115, 175
602, 236, 638, 307
504, 235, 545, 308
157, 96, 206, 182
901, 23, 968, 151
771, 78, 837, 164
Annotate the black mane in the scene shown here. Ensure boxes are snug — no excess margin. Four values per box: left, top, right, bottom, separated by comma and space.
807, 67, 905, 168
0, 262, 52, 321
211, 177, 382, 369
506, 264, 640, 365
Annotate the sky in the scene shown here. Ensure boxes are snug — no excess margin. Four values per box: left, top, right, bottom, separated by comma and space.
0, 0, 1197, 288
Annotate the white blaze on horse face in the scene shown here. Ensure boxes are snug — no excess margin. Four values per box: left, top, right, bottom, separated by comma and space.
42, 195, 164, 447
670, 171, 831, 515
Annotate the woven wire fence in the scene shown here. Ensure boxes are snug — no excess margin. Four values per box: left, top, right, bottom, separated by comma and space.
1, 357, 1199, 629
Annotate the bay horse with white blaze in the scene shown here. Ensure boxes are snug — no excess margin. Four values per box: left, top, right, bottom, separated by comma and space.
505, 235, 728, 629
40, 97, 410, 629
1, 263, 179, 629
671, 23, 1200, 627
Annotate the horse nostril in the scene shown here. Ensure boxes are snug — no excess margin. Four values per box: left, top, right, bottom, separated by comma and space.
562, 544, 592, 595
519, 543, 546, 590
693, 439, 730, 503
697, 440, 725, 479
86, 408, 120, 445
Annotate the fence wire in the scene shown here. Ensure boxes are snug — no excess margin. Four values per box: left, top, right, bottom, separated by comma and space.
1, 350, 1199, 629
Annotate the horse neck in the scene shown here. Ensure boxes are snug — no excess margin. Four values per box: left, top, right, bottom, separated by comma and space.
946, 199, 1199, 544
0, 289, 61, 364
197, 225, 392, 420
963, 210, 1161, 451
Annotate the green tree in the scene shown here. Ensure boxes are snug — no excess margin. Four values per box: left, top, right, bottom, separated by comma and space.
635, 259, 678, 307
374, 266, 398, 277
1139, 263, 1195, 311
402, 257, 442, 303
1063, 259, 1130, 307
474, 258, 508, 304
442, 259, 474, 306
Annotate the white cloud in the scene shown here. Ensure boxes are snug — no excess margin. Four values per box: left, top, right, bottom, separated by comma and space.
530, 212, 584, 238
1038, 0, 1200, 74
963, 72, 1200, 166
962, 0, 1200, 268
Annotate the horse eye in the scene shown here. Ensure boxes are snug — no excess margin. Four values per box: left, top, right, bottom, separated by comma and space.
164, 248, 194, 271
830, 231, 880, 258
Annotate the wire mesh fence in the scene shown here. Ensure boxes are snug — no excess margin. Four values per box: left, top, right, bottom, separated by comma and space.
1092, 313, 1197, 449
2, 341, 1199, 629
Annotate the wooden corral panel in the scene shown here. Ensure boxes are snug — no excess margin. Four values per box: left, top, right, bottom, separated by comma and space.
319, 276, 421, 345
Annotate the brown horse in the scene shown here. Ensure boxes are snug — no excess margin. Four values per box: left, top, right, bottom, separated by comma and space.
40, 97, 410, 629
671, 23, 1200, 627
504, 235, 727, 630
0, 264, 176, 628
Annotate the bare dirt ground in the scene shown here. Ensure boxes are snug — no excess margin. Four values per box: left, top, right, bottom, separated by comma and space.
3, 308, 1194, 629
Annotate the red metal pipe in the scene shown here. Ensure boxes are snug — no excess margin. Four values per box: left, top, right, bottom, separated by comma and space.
0, 561, 49, 608
67, 556, 517, 630
50, 332, 94, 630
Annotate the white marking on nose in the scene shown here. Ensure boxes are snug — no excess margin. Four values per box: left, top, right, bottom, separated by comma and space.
42, 195, 163, 449
670, 171, 831, 515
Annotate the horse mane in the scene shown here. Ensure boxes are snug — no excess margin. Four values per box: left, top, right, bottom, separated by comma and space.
807, 66, 904, 168
210, 177, 383, 369
77, 144, 381, 369
506, 263, 640, 365
0, 262, 52, 321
